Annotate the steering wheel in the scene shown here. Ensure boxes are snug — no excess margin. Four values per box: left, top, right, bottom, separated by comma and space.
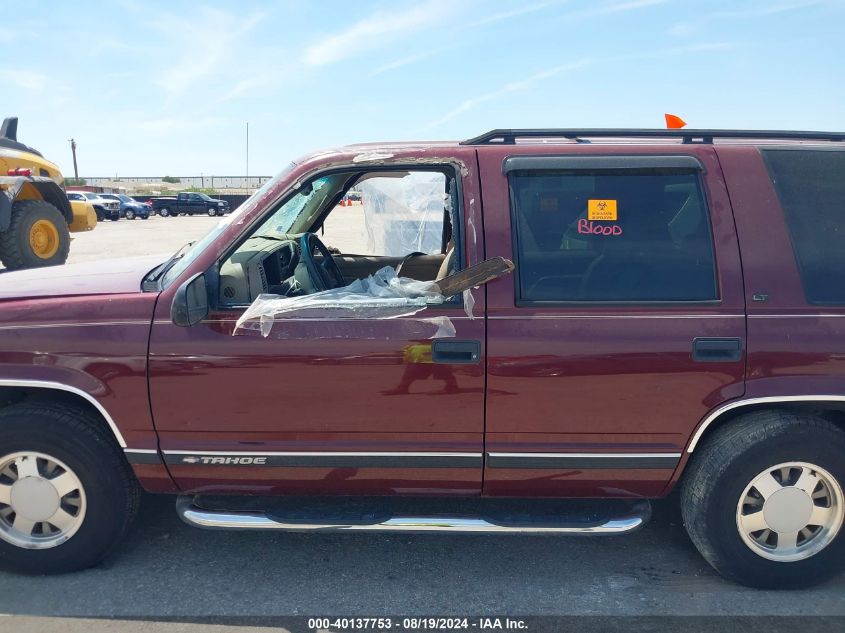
299, 232, 346, 291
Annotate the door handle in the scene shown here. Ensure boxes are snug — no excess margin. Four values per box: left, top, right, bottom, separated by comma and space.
431, 340, 481, 364
692, 337, 743, 362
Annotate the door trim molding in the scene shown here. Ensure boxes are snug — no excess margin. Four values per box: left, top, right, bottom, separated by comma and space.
160, 450, 682, 470
486, 452, 682, 470
162, 450, 483, 469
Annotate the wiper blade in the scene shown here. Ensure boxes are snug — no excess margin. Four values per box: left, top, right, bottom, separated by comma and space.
149, 241, 195, 282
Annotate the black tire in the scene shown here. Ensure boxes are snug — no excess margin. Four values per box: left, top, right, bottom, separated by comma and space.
125, 209, 135, 221
681, 410, 845, 588
0, 402, 140, 574
159, 208, 170, 217
207, 207, 217, 217
0, 200, 70, 270
95, 209, 104, 222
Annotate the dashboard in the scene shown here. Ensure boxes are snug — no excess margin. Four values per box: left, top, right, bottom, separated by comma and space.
219, 236, 299, 305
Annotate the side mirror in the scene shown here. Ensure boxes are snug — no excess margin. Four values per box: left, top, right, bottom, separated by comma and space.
171, 273, 208, 327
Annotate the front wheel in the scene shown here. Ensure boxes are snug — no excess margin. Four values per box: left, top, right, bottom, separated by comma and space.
681, 410, 845, 588
0, 402, 139, 574
125, 209, 135, 220
207, 207, 218, 217
0, 199, 70, 270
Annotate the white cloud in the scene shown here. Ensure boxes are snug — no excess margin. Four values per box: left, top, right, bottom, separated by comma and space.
666, 21, 694, 37
303, 0, 450, 67
151, 8, 266, 95
576, 0, 671, 18
427, 59, 593, 128
471, 0, 566, 26
714, 0, 832, 19
220, 76, 273, 102
369, 47, 455, 76
425, 39, 735, 128
0, 69, 48, 91
667, 1, 832, 37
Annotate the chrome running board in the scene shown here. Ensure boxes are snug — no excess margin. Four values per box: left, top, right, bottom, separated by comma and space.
176, 496, 650, 535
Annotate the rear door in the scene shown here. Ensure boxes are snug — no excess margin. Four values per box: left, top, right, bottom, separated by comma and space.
478, 145, 746, 497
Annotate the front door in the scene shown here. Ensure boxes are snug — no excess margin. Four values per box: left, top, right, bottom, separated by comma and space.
478, 146, 746, 497
148, 157, 486, 495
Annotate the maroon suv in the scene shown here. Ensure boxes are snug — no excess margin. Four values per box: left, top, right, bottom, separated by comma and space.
1, 128, 844, 589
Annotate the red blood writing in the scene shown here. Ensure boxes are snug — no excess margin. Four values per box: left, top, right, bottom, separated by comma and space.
578, 219, 623, 236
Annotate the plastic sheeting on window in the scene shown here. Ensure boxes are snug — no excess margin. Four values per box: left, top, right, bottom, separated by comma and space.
358, 172, 447, 257
233, 266, 455, 340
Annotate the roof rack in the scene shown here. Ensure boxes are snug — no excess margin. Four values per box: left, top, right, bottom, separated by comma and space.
460, 128, 845, 145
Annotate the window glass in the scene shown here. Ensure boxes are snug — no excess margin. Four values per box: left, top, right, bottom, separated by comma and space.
322, 171, 446, 256
510, 169, 717, 302
764, 149, 845, 304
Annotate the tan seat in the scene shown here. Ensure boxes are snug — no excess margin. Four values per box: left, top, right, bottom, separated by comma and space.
437, 246, 455, 280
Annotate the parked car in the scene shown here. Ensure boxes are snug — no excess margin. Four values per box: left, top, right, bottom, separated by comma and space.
66, 191, 120, 221
1, 128, 845, 590
151, 192, 229, 217
98, 194, 150, 220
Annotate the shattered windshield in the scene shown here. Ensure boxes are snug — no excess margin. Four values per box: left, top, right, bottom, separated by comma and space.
253, 174, 348, 239
158, 163, 301, 288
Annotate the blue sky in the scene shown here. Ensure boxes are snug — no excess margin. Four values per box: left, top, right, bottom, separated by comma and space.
2, 0, 843, 177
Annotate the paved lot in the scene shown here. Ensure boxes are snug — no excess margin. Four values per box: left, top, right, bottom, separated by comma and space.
2, 213, 845, 629
0, 494, 843, 622
66, 215, 223, 264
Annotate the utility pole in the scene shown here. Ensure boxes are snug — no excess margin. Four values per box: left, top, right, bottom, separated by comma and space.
246, 121, 249, 189
68, 138, 79, 181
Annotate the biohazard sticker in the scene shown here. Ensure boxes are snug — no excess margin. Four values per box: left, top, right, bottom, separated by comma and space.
588, 199, 618, 221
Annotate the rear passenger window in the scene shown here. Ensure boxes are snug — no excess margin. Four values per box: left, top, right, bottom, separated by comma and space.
764, 149, 845, 304
509, 169, 718, 302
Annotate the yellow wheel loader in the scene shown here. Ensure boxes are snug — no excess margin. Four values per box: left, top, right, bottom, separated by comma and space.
0, 117, 95, 270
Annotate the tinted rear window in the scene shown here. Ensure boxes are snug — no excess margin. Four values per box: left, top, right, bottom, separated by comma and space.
764, 149, 845, 304
509, 169, 717, 302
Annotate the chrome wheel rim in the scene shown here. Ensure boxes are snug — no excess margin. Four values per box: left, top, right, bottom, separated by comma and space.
0, 451, 87, 549
737, 461, 843, 562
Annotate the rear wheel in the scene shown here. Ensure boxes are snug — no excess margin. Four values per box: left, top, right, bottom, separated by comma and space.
0, 199, 70, 270
0, 402, 139, 574
681, 410, 845, 588
159, 207, 170, 217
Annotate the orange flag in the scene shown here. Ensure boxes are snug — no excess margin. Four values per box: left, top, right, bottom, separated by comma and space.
665, 114, 687, 129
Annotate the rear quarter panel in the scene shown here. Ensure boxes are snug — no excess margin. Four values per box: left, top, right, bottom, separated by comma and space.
717, 145, 845, 398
